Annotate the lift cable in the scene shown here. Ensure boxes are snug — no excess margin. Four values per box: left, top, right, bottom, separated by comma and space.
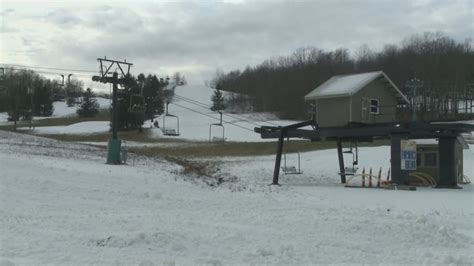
173, 94, 210, 109
170, 102, 255, 132
1, 63, 98, 74
0, 66, 95, 79
174, 93, 282, 127
174, 94, 264, 128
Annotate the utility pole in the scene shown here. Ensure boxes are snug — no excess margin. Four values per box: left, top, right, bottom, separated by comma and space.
28, 86, 34, 129
65, 74, 73, 105
68, 73, 72, 97
92, 57, 133, 164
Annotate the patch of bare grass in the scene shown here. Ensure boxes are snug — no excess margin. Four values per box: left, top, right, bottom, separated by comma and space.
130, 139, 389, 158
165, 156, 228, 186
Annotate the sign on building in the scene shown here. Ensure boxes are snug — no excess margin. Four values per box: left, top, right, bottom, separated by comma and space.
401, 140, 417, 170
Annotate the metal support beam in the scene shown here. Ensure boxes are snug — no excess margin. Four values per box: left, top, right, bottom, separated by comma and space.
438, 137, 459, 188
272, 129, 285, 185
337, 139, 346, 184
390, 134, 408, 185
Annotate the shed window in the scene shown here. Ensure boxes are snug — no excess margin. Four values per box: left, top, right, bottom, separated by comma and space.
370, 99, 379, 114
424, 153, 437, 167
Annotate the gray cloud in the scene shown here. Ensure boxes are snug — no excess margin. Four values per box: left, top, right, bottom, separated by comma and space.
4, 0, 473, 84
45, 8, 82, 26
84, 6, 144, 33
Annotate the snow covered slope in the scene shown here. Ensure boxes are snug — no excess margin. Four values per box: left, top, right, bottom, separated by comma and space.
2, 85, 298, 141
0, 97, 110, 123
1, 131, 473, 264
154, 85, 297, 142
48, 97, 110, 118
30, 121, 110, 135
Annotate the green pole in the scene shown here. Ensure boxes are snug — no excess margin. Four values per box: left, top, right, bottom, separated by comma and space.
107, 72, 121, 164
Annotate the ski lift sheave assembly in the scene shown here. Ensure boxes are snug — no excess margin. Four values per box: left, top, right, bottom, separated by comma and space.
162, 101, 180, 136
209, 111, 226, 142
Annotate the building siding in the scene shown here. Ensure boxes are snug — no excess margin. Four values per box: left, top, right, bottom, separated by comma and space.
316, 97, 351, 127
314, 79, 399, 127
352, 79, 398, 124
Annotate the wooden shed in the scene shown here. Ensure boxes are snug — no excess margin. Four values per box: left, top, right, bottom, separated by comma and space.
304, 71, 409, 128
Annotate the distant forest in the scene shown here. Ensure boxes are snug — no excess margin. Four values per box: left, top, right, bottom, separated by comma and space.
214, 32, 474, 119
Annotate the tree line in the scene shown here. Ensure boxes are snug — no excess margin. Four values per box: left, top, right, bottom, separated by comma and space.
0, 68, 183, 131
0, 68, 72, 121
99, 72, 184, 131
214, 32, 474, 119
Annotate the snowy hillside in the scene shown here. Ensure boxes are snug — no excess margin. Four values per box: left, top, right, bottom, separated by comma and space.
0, 97, 110, 123
154, 85, 298, 142
0, 131, 473, 264
30, 121, 110, 135
49, 97, 111, 118
5, 85, 300, 142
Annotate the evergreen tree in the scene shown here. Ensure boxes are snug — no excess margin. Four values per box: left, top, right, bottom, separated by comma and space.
211, 86, 226, 111
143, 74, 165, 119
115, 74, 145, 131
77, 88, 99, 117
33, 79, 55, 116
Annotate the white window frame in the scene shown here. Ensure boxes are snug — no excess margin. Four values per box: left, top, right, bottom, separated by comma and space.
369, 99, 380, 114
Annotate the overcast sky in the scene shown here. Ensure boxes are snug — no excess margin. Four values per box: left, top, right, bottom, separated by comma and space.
0, 0, 473, 89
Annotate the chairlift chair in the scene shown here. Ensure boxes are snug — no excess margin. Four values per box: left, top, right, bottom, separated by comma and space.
209, 111, 226, 142
162, 102, 180, 136
281, 138, 303, 175
128, 93, 145, 114
342, 141, 359, 175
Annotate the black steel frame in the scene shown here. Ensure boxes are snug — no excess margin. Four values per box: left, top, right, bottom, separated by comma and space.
255, 121, 474, 187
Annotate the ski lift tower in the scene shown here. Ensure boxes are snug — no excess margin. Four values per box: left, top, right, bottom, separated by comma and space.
92, 57, 133, 164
